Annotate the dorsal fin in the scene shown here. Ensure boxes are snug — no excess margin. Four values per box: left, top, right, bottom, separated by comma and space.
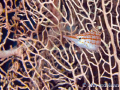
90, 26, 103, 35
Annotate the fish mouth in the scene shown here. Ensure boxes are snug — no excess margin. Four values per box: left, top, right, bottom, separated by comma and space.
63, 35, 77, 43
63, 35, 77, 39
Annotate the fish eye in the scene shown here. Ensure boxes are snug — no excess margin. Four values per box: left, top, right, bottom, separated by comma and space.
78, 37, 81, 40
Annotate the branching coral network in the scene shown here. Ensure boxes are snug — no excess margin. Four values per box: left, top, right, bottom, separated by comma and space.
0, 0, 120, 90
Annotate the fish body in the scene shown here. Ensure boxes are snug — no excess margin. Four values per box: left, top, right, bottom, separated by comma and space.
63, 28, 102, 51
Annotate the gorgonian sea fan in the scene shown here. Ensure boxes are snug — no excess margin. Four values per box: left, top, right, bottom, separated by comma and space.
0, 0, 120, 90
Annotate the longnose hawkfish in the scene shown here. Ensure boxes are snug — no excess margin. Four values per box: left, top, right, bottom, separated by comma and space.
63, 27, 102, 51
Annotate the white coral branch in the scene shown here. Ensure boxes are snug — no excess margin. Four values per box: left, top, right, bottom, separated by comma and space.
0, 46, 23, 58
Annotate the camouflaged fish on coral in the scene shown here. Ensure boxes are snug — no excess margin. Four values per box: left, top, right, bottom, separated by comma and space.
63, 27, 103, 51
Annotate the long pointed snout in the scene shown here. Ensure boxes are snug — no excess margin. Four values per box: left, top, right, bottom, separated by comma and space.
63, 35, 77, 40
63, 35, 78, 43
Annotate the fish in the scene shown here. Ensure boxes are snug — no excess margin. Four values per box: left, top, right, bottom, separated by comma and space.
63, 27, 102, 51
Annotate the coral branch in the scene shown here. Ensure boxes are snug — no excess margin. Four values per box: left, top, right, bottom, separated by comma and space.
0, 47, 23, 59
